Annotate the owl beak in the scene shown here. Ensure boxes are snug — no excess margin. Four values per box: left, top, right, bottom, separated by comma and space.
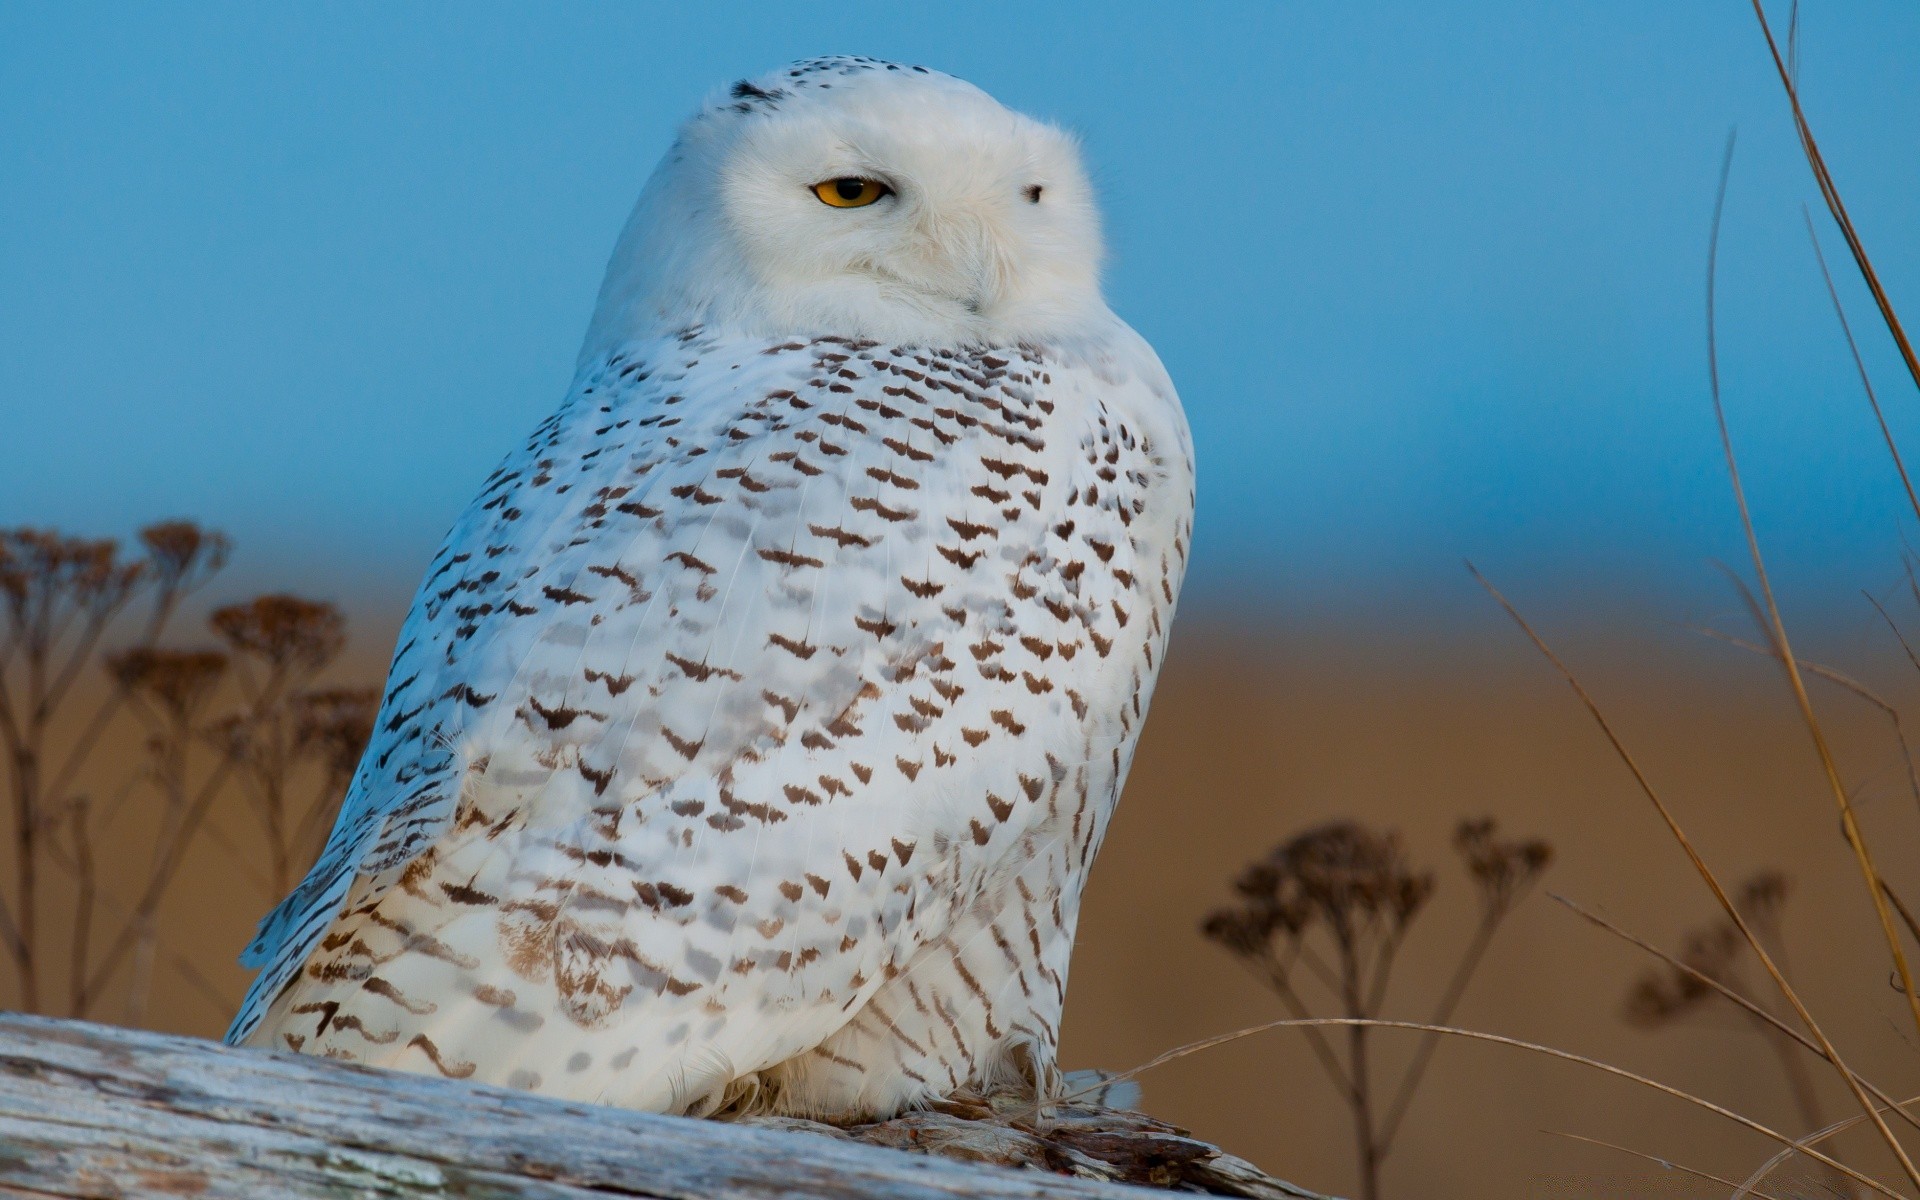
914, 209, 1010, 320
956, 237, 1012, 319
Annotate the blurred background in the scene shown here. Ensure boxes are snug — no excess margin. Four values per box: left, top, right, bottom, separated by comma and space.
5, 3, 1920, 1197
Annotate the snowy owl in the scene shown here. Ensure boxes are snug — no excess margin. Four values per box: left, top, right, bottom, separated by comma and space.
229, 55, 1194, 1122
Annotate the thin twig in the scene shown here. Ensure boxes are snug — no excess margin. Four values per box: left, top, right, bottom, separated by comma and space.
41, 608, 123, 721
192, 819, 276, 900
76, 754, 237, 1012
1377, 908, 1502, 1149
0, 890, 25, 974
1237, 953, 1353, 1094
164, 950, 238, 1023
66, 799, 93, 1019
1866, 592, 1920, 677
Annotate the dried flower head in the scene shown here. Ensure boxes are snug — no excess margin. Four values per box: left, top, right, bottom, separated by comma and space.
1623, 869, 1790, 1028
1199, 907, 1279, 959
106, 647, 229, 722
210, 594, 346, 673
289, 686, 380, 779
1623, 922, 1746, 1027
138, 521, 232, 595
1453, 817, 1554, 916
1289, 822, 1435, 933
1736, 869, 1790, 937
1203, 821, 1436, 959
0, 528, 146, 625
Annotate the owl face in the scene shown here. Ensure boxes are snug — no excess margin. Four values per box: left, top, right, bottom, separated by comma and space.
582, 60, 1109, 358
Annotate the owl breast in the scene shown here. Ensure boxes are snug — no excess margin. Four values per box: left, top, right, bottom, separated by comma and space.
236, 325, 1192, 1120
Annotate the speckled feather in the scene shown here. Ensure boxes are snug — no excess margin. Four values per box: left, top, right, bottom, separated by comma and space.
228, 58, 1193, 1122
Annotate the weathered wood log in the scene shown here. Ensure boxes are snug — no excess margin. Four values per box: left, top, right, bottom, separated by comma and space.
0, 1015, 1329, 1199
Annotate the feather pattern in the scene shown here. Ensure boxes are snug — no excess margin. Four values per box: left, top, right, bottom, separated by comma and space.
230, 327, 1191, 1118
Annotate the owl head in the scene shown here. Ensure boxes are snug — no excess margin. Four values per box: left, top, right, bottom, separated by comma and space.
581, 57, 1107, 357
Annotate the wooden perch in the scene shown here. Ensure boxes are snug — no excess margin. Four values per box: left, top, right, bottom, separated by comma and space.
0, 1014, 1330, 1199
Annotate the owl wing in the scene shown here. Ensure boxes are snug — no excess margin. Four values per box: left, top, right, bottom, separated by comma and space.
230, 328, 1187, 1109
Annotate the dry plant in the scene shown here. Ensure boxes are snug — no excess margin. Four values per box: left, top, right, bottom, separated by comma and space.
1200, 818, 1551, 1200
0, 522, 375, 1023
1460, 3, 1920, 1189
1622, 871, 1861, 1196
1156, 6, 1920, 1196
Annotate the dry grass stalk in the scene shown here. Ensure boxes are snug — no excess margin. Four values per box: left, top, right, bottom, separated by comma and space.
1441, 27, 1920, 1182
1802, 208, 1920, 527
1736, 1097, 1920, 1200
1445, 110, 1920, 1191
1727, 103, 1920, 1186
1749, 0, 1920, 400
1700, 132, 1920, 1057
1545, 1129, 1793, 1200
1694, 622, 1920, 820
1201, 817, 1549, 1200
1472, 562, 1920, 1191
1081, 1016, 1902, 1200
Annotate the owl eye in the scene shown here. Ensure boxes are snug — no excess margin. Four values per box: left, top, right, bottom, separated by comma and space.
812, 177, 891, 208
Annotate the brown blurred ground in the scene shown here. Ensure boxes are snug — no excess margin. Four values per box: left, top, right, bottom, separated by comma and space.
22, 615, 1920, 1198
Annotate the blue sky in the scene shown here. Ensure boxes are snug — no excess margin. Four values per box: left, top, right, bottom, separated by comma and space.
3, 3, 1919, 627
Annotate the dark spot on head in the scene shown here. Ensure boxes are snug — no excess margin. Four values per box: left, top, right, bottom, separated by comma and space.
727, 80, 787, 114
1024, 184, 1043, 204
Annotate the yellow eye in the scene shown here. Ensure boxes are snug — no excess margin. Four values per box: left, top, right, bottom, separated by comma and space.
813, 177, 890, 208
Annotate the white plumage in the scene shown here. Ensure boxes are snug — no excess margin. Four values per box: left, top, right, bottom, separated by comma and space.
229, 55, 1193, 1121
